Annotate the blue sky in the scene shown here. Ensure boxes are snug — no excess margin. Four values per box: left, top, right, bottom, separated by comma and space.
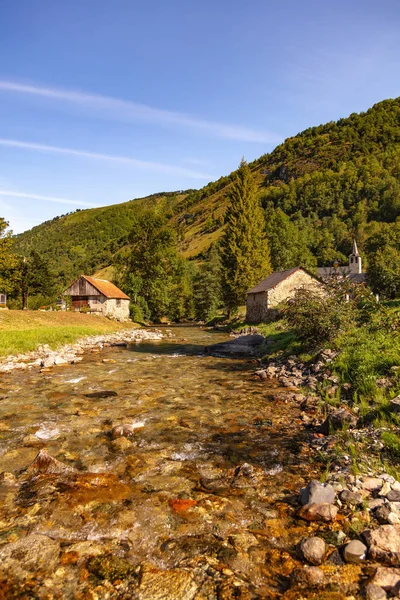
0, 0, 399, 233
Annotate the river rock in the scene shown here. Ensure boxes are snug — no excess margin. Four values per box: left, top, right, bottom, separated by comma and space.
387, 489, 400, 502
340, 489, 363, 506
24, 448, 73, 476
365, 584, 387, 600
298, 503, 338, 522
299, 537, 326, 565
291, 566, 325, 587
371, 567, 400, 594
363, 525, 400, 565
138, 566, 198, 600
343, 540, 367, 564
318, 408, 357, 434
0, 534, 60, 580
85, 390, 118, 399
112, 422, 144, 438
361, 477, 383, 491
299, 480, 336, 505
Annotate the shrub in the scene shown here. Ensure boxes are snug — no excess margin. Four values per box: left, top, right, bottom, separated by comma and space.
284, 287, 354, 348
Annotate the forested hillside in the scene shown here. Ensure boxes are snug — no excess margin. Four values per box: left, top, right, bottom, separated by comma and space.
13, 97, 400, 285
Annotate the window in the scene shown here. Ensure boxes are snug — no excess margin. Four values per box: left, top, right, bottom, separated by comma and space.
116, 299, 121, 307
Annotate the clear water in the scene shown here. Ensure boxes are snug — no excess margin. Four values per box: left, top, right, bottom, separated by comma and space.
0, 327, 317, 597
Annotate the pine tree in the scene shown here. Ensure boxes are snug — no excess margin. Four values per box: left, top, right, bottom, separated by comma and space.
220, 159, 271, 315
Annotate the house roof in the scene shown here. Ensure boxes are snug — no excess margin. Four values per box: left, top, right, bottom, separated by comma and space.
82, 276, 130, 300
247, 267, 313, 294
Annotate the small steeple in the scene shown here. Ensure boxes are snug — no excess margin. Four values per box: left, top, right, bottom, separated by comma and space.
349, 239, 362, 274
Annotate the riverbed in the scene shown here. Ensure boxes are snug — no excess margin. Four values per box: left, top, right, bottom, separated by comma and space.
0, 326, 330, 598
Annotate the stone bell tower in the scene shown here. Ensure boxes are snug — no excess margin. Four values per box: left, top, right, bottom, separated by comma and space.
349, 239, 362, 274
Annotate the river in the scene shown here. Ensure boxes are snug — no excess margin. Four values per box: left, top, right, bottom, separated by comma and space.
0, 326, 325, 599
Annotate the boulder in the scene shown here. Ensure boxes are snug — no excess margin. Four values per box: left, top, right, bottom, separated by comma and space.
298, 503, 338, 523
299, 537, 326, 565
343, 539, 367, 564
317, 408, 357, 434
205, 334, 265, 357
299, 480, 336, 505
363, 525, 400, 565
372, 567, 400, 594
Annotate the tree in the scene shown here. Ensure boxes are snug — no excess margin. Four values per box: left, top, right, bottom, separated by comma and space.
0, 219, 20, 297
265, 208, 317, 271
220, 159, 271, 315
122, 209, 192, 321
19, 250, 57, 309
193, 246, 222, 321
367, 247, 400, 299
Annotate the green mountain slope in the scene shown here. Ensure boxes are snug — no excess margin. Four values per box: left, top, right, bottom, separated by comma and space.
14, 97, 400, 283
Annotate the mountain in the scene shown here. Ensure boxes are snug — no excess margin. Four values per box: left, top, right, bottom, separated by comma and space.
13, 97, 400, 285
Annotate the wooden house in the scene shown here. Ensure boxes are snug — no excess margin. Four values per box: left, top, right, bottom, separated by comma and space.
64, 275, 130, 321
246, 267, 322, 323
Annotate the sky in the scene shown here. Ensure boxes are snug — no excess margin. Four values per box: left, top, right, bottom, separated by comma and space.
0, 0, 400, 233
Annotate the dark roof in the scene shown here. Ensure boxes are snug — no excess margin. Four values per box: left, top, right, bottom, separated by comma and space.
348, 273, 366, 283
247, 267, 314, 294
317, 266, 350, 276
83, 276, 130, 300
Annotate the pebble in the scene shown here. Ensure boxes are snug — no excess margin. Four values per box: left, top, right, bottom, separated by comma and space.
343, 540, 367, 564
300, 537, 326, 565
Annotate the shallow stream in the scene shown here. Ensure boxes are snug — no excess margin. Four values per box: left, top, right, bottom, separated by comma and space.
0, 327, 332, 598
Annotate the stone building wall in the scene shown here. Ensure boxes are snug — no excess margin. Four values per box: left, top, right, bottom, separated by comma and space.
268, 270, 322, 308
246, 269, 322, 323
103, 298, 130, 321
246, 291, 268, 323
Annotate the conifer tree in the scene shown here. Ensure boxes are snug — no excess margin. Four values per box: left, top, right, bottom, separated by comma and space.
220, 159, 271, 315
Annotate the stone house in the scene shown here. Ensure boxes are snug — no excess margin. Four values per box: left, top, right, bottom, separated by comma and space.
246, 267, 322, 323
64, 275, 130, 321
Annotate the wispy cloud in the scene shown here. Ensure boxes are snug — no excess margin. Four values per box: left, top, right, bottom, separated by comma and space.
0, 190, 97, 207
0, 80, 281, 144
0, 138, 211, 179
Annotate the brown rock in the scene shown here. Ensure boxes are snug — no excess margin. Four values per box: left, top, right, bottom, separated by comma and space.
363, 525, 400, 565
298, 503, 338, 522
291, 566, 325, 587
372, 566, 400, 594
24, 449, 73, 476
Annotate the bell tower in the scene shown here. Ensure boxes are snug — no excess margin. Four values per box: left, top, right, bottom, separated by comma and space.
349, 239, 362, 274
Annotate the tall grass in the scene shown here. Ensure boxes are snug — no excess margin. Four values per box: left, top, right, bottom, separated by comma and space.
334, 327, 400, 397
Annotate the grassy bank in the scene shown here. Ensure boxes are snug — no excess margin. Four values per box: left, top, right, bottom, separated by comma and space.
0, 311, 137, 357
